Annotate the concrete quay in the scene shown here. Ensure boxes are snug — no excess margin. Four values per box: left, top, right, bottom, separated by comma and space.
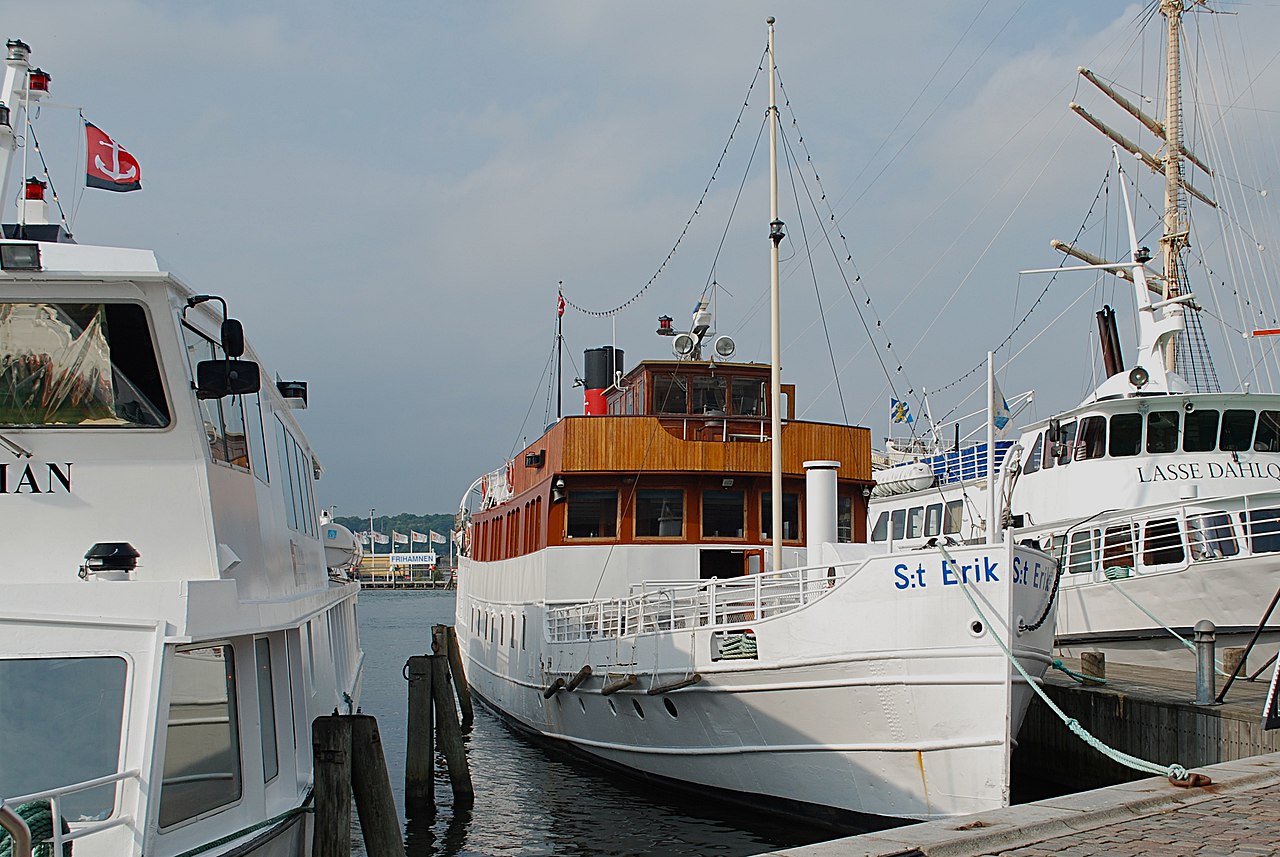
763, 752, 1280, 857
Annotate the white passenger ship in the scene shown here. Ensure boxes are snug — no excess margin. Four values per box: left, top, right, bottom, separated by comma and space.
0, 40, 361, 857
453, 20, 1057, 825
869, 1, 1280, 670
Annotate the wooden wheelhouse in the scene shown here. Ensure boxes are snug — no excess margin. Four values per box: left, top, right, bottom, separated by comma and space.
468, 358, 873, 574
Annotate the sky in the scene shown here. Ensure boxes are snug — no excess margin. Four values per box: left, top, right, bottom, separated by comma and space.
5, 1, 1280, 515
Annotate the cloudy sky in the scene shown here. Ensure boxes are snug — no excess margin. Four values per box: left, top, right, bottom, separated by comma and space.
6, 1, 1280, 514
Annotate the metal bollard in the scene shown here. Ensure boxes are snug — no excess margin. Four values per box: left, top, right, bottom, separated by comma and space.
1194, 619, 1217, 705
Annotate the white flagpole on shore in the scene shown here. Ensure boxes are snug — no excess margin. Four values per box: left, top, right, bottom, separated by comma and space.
987, 351, 997, 546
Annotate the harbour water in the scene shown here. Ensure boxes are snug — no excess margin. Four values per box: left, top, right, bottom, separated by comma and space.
355, 590, 838, 857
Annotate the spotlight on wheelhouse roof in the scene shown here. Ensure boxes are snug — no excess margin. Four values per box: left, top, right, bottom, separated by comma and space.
1129, 366, 1150, 389
713, 335, 736, 360
0, 242, 40, 271
672, 332, 697, 358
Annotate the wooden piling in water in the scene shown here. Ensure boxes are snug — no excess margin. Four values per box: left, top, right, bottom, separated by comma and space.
445, 626, 474, 729
349, 714, 406, 857
405, 655, 435, 815
311, 715, 352, 857
430, 653, 475, 807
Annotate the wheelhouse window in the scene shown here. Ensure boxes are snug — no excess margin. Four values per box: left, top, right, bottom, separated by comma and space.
566, 490, 618, 539
1142, 518, 1184, 566
871, 511, 889, 542
702, 490, 744, 538
1147, 411, 1179, 453
0, 656, 127, 821
1240, 508, 1280, 554
159, 644, 242, 828
692, 376, 727, 415
1255, 411, 1280, 452
924, 503, 943, 537
1188, 513, 1239, 560
1023, 433, 1042, 474
0, 303, 169, 427
254, 638, 279, 783
1219, 409, 1256, 452
1109, 413, 1143, 456
943, 500, 963, 535
1078, 415, 1107, 460
652, 375, 688, 414
890, 508, 907, 540
838, 495, 853, 542
906, 505, 924, 539
183, 322, 268, 474
1183, 409, 1219, 452
760, 492, 800, 540
731, 378, 764, 416
635, 489, 683, 537
1056, 421, 1078, 465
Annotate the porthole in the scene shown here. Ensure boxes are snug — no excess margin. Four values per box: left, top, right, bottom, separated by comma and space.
663, 698, 678, 718
970, 619, 985, 636
608, 698, 617, 716
631, 698, 645, 719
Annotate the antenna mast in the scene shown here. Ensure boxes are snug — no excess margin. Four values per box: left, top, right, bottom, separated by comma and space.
767, 17, 784, 573
1159, 0, 1189, 374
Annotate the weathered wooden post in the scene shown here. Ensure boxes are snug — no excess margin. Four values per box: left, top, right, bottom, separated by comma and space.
312, 715, 352, 857
430, 653, 474, 807
445, 626, 474, 729
349, 715, 405, 857
1081, 651, 1106, 683
405, 655, 435, 815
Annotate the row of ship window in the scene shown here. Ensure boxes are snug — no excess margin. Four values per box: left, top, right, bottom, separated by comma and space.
1051, 507, 1280, 574
1024, 407, 1280, 472
869, 500, 965, 542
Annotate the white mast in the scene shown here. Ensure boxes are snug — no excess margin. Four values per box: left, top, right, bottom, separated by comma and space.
0, 40, 34, 219
767, 17, 784, 571
986, 352, 997, 546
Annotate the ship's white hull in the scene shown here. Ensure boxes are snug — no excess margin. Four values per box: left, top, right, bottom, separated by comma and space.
456, 541, 1056, 821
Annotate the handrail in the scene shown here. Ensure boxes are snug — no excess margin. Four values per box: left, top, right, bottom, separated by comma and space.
0, 804, 31, 857
3, 767, 141, 857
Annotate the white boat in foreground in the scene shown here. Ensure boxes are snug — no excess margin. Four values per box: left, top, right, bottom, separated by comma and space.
0, 40, 362, 857
453, 19, 1057, 825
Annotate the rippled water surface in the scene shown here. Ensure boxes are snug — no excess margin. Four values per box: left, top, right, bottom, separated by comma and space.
353, 590, 836, 857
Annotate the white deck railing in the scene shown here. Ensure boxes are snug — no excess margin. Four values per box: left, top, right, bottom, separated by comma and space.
546, 557, 869, 643
2, 768, 141, 857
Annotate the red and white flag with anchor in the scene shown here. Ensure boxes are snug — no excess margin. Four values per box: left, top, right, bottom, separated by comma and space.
84, 120, 141, 192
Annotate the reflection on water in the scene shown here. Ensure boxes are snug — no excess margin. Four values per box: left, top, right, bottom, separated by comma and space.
354, 591, 834, 857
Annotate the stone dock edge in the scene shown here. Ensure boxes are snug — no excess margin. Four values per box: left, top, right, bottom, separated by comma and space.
759, 751, 1280, 857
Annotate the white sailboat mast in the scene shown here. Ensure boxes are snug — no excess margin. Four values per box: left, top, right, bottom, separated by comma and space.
1159, 0, 1189, 373
767, 17, 784, 571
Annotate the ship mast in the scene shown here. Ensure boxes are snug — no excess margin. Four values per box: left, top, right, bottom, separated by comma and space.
767, 17, 784, 572
1159, 0, 1189, 374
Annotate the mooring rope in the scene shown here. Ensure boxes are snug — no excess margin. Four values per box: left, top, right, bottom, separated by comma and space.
1101, 574, 1229, 676
0, 801, 69, 857
940, 544, 1191, 782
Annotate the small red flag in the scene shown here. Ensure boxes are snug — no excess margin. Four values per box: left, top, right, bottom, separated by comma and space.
85, 121, 141, 192
558, 293, 565, 317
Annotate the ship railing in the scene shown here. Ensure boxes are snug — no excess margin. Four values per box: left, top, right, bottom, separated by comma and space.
2, 768, 142, 857
546, 557, 872, 643
1049, 488, 1280, 579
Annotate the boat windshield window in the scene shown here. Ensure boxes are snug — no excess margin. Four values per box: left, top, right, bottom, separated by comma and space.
1067, 529, 1095, 574
566, 490, 618, 539
1109, 413, 1143, 456
692, 377, 727, 415
0, 303, 169, 427
1147, 411, 1179, 453
871, 511, 888, 542
1183, 409, 1219, 452
1240, 508, 1280, 554
905, 505, 925, 539
254, 637, 279, 783
1056, 421, 1078, 465
702, 490, 744, 538
1220, 409, 1256, 452
158, 644, 242, 828
635, 489, 683, 537
1255, 411, 1280, 452
652, 375, 688, 414
924, 503, 943, 537
760, 492, 800, 540
1188, 512, 1239, 560
890, 508, 906, 540
1023, 433, 1042, 474
1078, 416, 1106, 461
1142, 518, 1184, 566
731, 378, 764, 416
0, 656, 127, 820
943, 500, 963, 535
